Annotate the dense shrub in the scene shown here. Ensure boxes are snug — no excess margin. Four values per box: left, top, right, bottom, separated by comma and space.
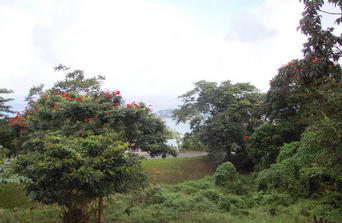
276, 142, 299, 163
256, 156, 306, 195
256, 127, 342, 197
214, 161, 237, 186
248, 123, 295, 171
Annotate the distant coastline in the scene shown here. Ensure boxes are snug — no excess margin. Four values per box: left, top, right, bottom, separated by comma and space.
156, 109, 190, 136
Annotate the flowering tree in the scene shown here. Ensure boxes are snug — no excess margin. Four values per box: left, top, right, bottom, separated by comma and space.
264, 0, 342, 135
256, 0, 342, 203
10, 67, 176, 223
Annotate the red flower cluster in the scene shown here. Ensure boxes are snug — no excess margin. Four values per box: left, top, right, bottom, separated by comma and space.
18, 128, 25, 134
103, 92, 112, 98
244, 136, 249, 140
84, 118, 93, 122
9, 112, 22, 126
8, 111, 30, 138
71, 97, 83, 101
126, 102, 140, 108
312, 58, 321, 62
60, 93, 71, 98
50, 105, 59, 110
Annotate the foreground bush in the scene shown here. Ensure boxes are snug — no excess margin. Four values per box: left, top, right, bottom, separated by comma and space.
214, 161, 237, 186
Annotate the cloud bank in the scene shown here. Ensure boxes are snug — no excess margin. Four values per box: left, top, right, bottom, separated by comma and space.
0, 0, 306, 110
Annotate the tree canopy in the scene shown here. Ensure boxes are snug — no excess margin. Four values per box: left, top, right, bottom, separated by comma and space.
173, 80, 264, 169
9, 67, 176, 223
255, 0, 342, 199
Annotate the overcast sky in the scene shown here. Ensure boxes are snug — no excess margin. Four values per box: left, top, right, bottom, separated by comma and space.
1, 0, 309, 111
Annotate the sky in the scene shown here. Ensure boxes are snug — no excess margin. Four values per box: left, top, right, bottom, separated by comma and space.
0, 0, 310, 111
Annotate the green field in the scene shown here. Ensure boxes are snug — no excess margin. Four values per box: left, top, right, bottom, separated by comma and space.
142, 155, 218, 184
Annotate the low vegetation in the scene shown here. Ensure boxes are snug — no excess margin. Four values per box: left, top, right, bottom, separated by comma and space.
1, 163, 341, 222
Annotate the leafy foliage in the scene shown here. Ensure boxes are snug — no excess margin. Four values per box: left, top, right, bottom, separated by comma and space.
255, 3, 342, 213
247, 122, 296, 170
174, 80, 264, 169
256, 126, 342, 197
179, 132, 206, 152
9, 67, 175, 223
0, 88, 14, 118
214, 161, 237, 186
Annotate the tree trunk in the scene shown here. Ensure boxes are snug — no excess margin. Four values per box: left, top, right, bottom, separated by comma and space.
97, 197, 104, 223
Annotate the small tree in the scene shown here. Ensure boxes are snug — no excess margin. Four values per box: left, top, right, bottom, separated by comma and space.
11, 67, 176, 223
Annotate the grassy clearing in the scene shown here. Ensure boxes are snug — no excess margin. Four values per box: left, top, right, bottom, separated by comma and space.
142, 155, 218, 184
0, 184, 33, 209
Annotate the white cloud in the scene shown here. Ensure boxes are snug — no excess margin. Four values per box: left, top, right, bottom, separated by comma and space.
0, 0, 309, 110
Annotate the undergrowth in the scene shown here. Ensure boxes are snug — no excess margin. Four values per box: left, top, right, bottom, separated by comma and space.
0, 175, 340, 222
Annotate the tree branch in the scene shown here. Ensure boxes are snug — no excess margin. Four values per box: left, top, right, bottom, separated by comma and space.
318, 9, 342, 16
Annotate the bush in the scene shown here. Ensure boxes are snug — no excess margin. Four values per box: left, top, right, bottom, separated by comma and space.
256, 126, 342, 198
218, 196, 231, 211
255, 157, 307, 196
248, 123, 288, 171
214, 162, 237, 186
303, 191, 342, 223
222, 177, 250, 195
196, 189, 221, 203
257, 192, 295, 207
276, 142, 299, 163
